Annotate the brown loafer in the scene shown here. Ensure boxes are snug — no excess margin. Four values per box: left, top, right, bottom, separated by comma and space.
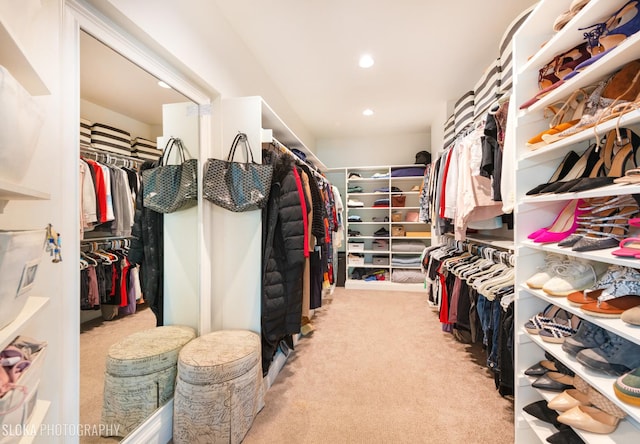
581, 296, 640, 318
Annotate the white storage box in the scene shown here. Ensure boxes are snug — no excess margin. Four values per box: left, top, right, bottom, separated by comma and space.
348, 242, 364, 252
0, 229, 46, 330
0, 343, 47, 444
348, 254, 364, 266
0, 66, 44, 182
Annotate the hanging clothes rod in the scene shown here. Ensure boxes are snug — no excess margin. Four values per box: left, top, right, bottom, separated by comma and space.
270, 137, 327, 182
80, 143, 145, 166
81, 235, 132, 243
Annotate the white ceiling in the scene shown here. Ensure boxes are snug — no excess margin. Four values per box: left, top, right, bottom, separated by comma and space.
80, 31, 189, 126
213, 0, 539, 139
81, 0, 539, 140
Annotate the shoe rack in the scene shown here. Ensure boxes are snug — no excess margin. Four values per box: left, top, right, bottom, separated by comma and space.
514, 0, 640, 442
344, 165, 430, 291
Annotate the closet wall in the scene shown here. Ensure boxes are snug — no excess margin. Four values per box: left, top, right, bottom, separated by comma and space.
0, 0, 79, 430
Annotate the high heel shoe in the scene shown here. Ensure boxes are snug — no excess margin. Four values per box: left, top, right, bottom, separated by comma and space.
564, 127, 640, 192
527, 89, 591, 150
533, 143, 602, 194
532, 199, 584, 243
547, 62, 640, 141
572, 199, 640, 251
568, 0, 640, 74
526, 150, 580, 195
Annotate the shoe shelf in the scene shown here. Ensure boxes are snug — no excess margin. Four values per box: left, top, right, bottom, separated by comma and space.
520, 286, 640, 345
520, 183, 640, 204
520, 109, 640, 163
522, 330, 640, 432
513, 1, 640, 441
346, 177, 390, 183
521, 30, 640, 117
519, 0, 630, 79
348, 249, 387, 254
0, 296, 49, 351
521, 240, 640, 270
520, 412, 563, 444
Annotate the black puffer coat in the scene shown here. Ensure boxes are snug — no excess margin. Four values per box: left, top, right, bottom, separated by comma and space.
128, 161, 164, 326
261, 150, 306, 374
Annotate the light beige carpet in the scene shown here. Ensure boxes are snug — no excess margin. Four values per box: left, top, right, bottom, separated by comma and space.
78, 288, 514, 443
79, 305, 156, 444
243, 287, 514, 444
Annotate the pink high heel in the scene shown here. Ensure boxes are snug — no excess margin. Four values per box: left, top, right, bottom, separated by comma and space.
532, 200, 584, 243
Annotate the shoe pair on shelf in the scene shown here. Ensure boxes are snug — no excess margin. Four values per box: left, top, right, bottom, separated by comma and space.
527, 194, 640, 251
525, 304, 580, 344
566, 264, 640, 318
527, 128, 640, 196
521, 1, 640, 110
526, 254, 608, 296
563, 319, 640, 376
552, 375, 626, 435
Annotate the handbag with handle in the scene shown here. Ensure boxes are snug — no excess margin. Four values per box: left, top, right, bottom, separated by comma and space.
203, 132, 273, 212
141, 137, 198, 213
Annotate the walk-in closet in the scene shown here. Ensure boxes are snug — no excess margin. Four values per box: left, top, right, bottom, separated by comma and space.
7, 0, 640, 443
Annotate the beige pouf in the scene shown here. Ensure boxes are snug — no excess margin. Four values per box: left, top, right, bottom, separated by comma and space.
173, 330, 265, 444
101, 325, 197, 437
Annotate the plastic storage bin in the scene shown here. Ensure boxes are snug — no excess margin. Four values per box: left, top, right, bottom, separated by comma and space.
0, 341, 47, 444
0, 229, 46, 330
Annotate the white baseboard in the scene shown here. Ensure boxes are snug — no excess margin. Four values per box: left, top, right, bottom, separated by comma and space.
120, 399, 173, 444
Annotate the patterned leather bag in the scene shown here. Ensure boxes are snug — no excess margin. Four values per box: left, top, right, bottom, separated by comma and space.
141, 137, 198, 213
203, 132, 273, 212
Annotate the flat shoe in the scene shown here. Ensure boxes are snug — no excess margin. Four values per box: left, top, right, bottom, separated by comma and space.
548, 389, 591, 412
567, 288, 600, 306
557, 405, 621, 434
546, 427, 585, 444
523, 400, 561, 426
532, 372, 575, 392
581, 295, 640, 318
525, 359, 558, 376
621, 305, 640, 325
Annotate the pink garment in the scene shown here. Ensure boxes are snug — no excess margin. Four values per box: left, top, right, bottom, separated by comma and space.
87, 266, 100, 307
455, 133, 504, 240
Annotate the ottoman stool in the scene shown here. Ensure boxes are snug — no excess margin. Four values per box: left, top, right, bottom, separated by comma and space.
173, 330, 264, 444
101, 325, 196, 437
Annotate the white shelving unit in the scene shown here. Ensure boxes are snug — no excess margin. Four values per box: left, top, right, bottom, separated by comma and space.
0, 16, 53, 442
513, 1, 640, 442
344, 165, 429, 291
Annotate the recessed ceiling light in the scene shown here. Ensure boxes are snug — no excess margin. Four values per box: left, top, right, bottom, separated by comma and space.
363, 108, 374, 116
359, 54, 374, 68
157, 80, 171, 89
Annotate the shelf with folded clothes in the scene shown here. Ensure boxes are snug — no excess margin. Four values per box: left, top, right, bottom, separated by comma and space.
524, 332, 640, 429
519, 0, 630, 80
520, 286, 640, 345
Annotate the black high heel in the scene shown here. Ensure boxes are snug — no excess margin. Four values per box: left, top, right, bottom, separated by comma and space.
564, 127, 640, 193
526, 150, 580, 195
535, 143, 602, 194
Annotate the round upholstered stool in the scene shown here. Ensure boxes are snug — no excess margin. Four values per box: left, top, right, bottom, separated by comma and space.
100, 325, 196, 437
173, 330, 264, 444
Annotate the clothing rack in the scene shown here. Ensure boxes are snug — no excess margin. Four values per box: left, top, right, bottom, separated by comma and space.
443, 236, 514, 267
80, 237, 130, 252
269, 137, 327, 183
80, 143, 144, 168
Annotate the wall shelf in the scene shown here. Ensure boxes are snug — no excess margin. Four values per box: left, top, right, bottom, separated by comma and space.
0, 20, 49, 95
0, 296, 49, 351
